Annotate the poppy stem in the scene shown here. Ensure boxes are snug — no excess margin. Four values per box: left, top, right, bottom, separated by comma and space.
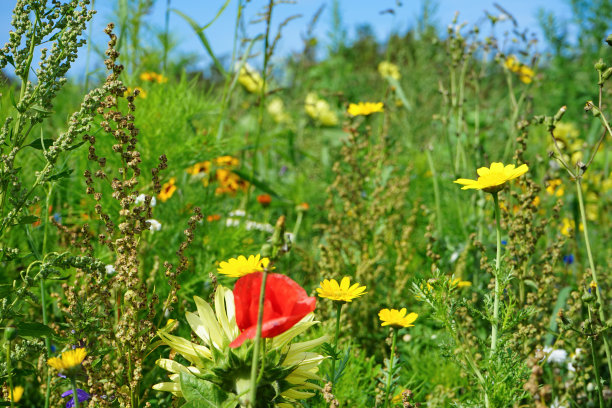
70, 377, 80, 408
490, 193, 501, 354
249, 270, 269, 407
384, 328, 398, 408
330, 302, 342, 382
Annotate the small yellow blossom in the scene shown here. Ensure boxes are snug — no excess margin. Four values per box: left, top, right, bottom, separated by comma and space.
158, 177, 177, 202
504, 56, 534, 84
378, 61, 401, 80
47, 348, 87, 372
267, 97, 292, 124
347, 102, 384, 117
217, 254, 271, 278
186, 161, 211, 176
316, 277, 367, 302
305, 93, 338, 126
124, 86, 147, 98
140, 72, 168, 83
454, 162, 529, 194
378, 308, 418, 328
9, 386, 24, 402
238, 63, 265, 93
546, 179, 564, 197
451, 278, 472, 288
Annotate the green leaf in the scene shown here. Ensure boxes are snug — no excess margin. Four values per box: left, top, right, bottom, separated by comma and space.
46, 168, 74, 181
179, 372, 230, 406
0, 284, 14, 299
27, 138, 55, 150
545, 286, 573, 345
232, 170, 281, 199
17, 322, 55, 338
67, 140, 86, 151
16, 215, 39, 225
30, 104, 54, 116
172, 9, 226, 77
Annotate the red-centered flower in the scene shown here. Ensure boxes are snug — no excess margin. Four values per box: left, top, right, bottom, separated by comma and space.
229, 272, 316, 348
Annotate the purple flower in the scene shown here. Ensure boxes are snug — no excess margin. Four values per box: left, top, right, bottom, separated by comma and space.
61, 389, 91, 408
563, 254, 574, 265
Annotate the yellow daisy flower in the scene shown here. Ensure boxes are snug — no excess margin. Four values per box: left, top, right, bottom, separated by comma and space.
9, 386, 24, 402
347, 102, 384, 117
378, 308, 418, 328
158, 177, 177, 202
316, 277, 367, 302
454, 162, 529, 194
47, 348, 87, 372
217, 254, 270, 278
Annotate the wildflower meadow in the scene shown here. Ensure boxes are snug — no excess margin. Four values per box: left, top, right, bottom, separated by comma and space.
1, 0, 612, 407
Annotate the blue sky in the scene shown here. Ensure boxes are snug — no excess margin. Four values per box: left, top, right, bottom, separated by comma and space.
0, 0, 573, 77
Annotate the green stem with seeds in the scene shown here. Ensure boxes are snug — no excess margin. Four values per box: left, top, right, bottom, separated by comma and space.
575, 177, 612, 377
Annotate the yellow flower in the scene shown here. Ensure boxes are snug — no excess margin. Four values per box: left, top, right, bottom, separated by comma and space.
518, 66, 534, 84
47, 348, 87, 372
9, 386, 24, 403
454, 162, 529, 194
504, 56, 534, 84
186, 161, 211, 176
451, 278, 472, 288
305, 93, 338, 126
378, 308, 418, 328
560, 217, 575, 237
214, 155, 240, 167
153, 286, 327, 406
238, 63, 265, 93
267, 97, 292, 124
546, 179, 564, 197
124, 86, 147, 98
316, 277, 367, 302
140, 72, 168, 83
504, 56, 520, 72
158, 177, 177, 202
378, 61, 400, 80
217, 254, 270, 278
347, 102, 384, 117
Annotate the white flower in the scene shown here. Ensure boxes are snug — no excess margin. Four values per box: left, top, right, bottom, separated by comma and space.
147, 219, 162, 232
229, 209, 246, 217
135, 193, 156, 207
105, 264, 116, 275
543, 346, 568, 364
550, 397, 566, 408
225, 218, 240, 227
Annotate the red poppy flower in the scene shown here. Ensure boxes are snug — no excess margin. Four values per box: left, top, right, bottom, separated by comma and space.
229, 272, 316, 348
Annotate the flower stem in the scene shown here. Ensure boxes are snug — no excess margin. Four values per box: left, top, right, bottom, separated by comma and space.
490, 193, 502, 354
384, 328, 398, 408
70, 377, 80, 408
588, 307, 605, 408
248, 270, 269, 407
575, 177, 612, 376
330, 302, 343, 382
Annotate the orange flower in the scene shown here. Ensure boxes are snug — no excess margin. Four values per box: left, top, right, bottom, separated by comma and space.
257, 194, 272, 207
207, 214, 221, 222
